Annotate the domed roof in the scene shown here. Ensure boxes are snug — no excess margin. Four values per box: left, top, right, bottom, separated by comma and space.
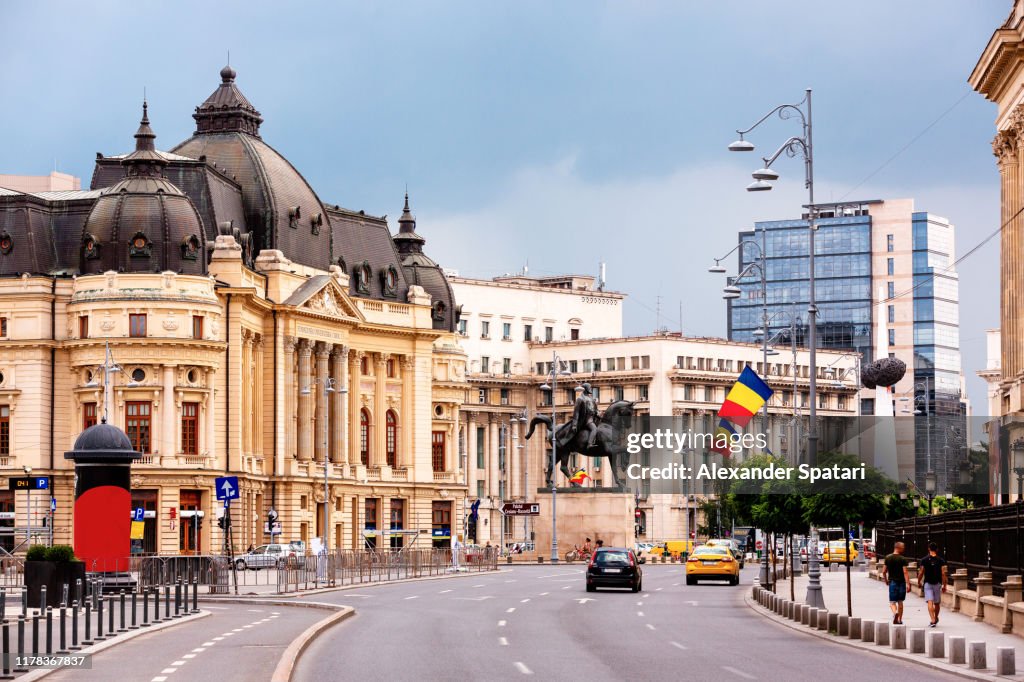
80, 103, 207, 275
172, 66, 332, 270
65, 422, 141, 464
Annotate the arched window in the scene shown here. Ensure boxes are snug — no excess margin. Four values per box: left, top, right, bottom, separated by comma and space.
386, 410, 397, 467
360, 409, 371, 465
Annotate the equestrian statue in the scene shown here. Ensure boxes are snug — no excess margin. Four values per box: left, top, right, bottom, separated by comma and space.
524, 383, 635, 489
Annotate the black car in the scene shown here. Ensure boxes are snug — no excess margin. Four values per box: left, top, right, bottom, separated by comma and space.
586, 547, 643, 592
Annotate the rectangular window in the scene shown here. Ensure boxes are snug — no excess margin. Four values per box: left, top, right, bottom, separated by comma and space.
887, 234, 894, 252
888, 329, 895, 346
476, 427, 485, 468
387, 358, 396, 378
478, 389, 487, 404
500, 388, 510, 405
631, 356, 640, 370
502, 358, 511, 374
129, 314, 147, 338
639, 384, 649, 401
502, 323, 511, 340
0, 318, 5, 337
458, 319, 467, 336
83, 402, 97, 430
568, 360, 577, 373
125, 401, 152, 453
431, 431, 446, 472
592, 386, 600, 403
192, 316, 203, 340
570, 328, 579, 340
481, 356, 490, 374
181, 402, 199, 455
79, 316, 89, 339
0, 406, 8, 456
613, 386, 624, 401
887, 258, 894, 276
888, 305, 895, 324
583, 359, 592, 372
642, 356, 650, 369
593, 359, 601, 372
536, 362, 544, 375
480, 321, 490, 339
683, 384, 693, 400
524, 324, 533, 342
364, 498, 378, 530
476, 481, 485, 498
887, 281, 895, 299
544, 326, 553, 342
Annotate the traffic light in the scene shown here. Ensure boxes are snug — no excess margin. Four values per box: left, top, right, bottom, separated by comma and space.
218, 514, 230, 530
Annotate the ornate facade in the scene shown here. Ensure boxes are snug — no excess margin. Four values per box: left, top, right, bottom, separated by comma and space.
0, 66, 467, 555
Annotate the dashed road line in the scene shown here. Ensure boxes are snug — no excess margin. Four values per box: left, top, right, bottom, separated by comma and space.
193, 647, 208, 652
655, 587, 663, 591
722, 666, 755, 680
439, 589, 452, 593
637, 611, 644, 617
152, 677, 168, 682
247, 609, 264, 612
670, 641, 688, 650
160, 668, 177, 674
520, 599, 530, 603
646, 624, 656, 631
498, 620, 507, 627
561, 586, 570, 590
672, 583, 680, 587
404, 596, 419, 600
499, 637, 508, 646
182, 654, 196, 659
539, 592, 549, 596
506, 607, 516, 613
636, 601, 643, 606
643, 593, 650, 598
514, 662, 533, 675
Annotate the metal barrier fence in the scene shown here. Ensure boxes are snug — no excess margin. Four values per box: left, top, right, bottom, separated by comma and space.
876, 502, 1024, 595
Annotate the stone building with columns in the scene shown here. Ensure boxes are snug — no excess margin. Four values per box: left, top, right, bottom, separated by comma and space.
0, 65, 467, 555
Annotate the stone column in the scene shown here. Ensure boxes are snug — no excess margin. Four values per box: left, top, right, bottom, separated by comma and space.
253, 335, 264, 457
315, 342, 332, 463
996, 126, 1020, 378
349, 351, 364, 465
162, 364, 176, 459
509, 421, 520, 498
205, 368, 216, 460
975, 571, 994, 622
331, 346, 347, 465
241, 329, 252, 455
466, 413, 478, 494
489, 416, 499, 498
284, 336, 298, 460
373, 354, 389, 467
1001, 575, 1022, 633
297, 339, 314, 461
400, 356, 415, 468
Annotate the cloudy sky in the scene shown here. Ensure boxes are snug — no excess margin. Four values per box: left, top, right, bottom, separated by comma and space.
0, 1, 1008, 407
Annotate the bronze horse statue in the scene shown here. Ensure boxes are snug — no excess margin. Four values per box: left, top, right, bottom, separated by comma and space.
524, 400, 635, 489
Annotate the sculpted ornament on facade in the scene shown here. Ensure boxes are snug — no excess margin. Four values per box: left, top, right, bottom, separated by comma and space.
994, 129, 1017, 164
306, 287, 343, 317
162, 313, 179, 331
100, 315, 115, 332
131, 475, 144, 488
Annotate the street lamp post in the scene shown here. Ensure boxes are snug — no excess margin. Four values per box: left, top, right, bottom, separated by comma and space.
729, 88, 825, 609
540, 353, 570, 563
924, 469, 937, 515
300, 378, 342, 561
1012, 439, 1024, 500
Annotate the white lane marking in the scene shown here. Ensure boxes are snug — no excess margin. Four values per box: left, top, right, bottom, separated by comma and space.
192, 648, 207, 652
212, 637, 224, 641
152, 678, 168, 682
506, 607, 516, 613
182, 654, 196, 659
722, 666, 756, 680
539, 592, 549, 596
243, 624, 254, 628
576, 598, 594, 604
505, 580, 517, 583
656, 587, 663, 591
172, 661, 186, 666
636, 601, 643, 606
561, 586, 571, 590
247, 609, 264, 612
672, 583, 680, 587
520, 598, 530, 603
160, 669, 177, 674
498, 620, 507, 627
637, 611, 644, 617
341, 594, 374, 599
223, 633, 236, 637
474, 584, 485, 588
685, 600, 699, 606
454, 596, 494, 601
404, 596, 419, 600
439, 589, 452, 594
670, 641, 688, 650
499, 637, 509, 646
271, 612, 280, 615
514, 662, 533, 675
231, 629, 244, 632
643, 593, 650, 598
646, 624, 656, 631
202, 606, 228, 610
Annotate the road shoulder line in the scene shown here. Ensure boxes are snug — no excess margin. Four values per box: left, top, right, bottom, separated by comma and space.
269, 604, 355, 682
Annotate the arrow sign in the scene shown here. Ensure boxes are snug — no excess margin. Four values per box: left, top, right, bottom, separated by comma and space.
215, 475, 240, 501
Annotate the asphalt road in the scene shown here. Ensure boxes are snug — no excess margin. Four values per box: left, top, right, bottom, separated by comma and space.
294, 564, 961, 681
48, 602, 328, 682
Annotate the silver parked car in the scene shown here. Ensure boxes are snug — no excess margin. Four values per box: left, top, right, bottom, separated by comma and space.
234, 544, 303, 570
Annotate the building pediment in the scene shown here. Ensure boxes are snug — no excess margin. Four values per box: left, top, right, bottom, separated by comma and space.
284, 274, 364, 322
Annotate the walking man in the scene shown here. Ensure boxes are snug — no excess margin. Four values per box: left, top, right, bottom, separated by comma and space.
918, 542, 948, 627
880, 541, 910, 624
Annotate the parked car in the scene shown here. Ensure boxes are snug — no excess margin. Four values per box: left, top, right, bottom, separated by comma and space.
586, 547, 643, 592
234, 543, 304, 570
685, 545, 740, 586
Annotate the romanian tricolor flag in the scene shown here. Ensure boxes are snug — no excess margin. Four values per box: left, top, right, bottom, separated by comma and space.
570, 468, 591, 486
711, 418, 738, 456
718, 366, 773, 428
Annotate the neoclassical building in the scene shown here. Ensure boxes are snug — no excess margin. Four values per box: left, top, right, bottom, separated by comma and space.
0, 66, 467, 555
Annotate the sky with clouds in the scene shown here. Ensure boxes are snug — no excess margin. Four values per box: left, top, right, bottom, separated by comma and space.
0, 1, 1009, 408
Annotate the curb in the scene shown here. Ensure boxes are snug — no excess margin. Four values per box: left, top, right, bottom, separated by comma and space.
20, 609, 211, 681
743, 589, 1015, 681
269, 605, 354, 682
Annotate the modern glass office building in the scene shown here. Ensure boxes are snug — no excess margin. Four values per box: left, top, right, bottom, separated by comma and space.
727, 198, 965, 491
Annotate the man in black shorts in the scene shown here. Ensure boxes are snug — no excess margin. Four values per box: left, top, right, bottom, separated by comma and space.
918, 542, 948, 626
880, 541, 910, 624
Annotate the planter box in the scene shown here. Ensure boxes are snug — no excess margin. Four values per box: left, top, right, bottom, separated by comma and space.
25, 561, 86, 609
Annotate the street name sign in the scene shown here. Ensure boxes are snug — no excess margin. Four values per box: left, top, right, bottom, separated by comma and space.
500, 502, 540, 516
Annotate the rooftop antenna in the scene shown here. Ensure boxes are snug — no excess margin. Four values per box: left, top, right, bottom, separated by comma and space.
598, 261, 606, 291
523, 259, 529, 276
679, 300, 683, 335
227, 50, 230, 66
656, 294, 662, 333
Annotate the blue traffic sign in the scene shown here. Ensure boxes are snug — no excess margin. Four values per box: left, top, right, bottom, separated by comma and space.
34, 477, 48, 490
50, 498, 57, 513
215, 476, 240, 501
133, 507, 144, 522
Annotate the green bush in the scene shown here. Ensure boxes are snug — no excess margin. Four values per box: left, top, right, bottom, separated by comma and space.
25, 545, 47, 561
44, 545, 77, 563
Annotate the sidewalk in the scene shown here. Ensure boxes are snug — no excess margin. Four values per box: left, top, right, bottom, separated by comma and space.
758, 568, 1024, 675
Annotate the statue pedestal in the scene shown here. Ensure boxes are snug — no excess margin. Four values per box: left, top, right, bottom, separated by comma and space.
532, 489, 635, 559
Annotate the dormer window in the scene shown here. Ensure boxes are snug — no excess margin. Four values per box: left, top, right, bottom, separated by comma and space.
288, 206, 302, 229
129, 232, 152, 258
181, 234, 200, 261
356, 261, 372, 294
310, 212, 323, 235
337, 256, 347, 274
83, 234, 101, 260
0, 232, 11, 255
381, 265, 398, 297
432, 301, 446, 322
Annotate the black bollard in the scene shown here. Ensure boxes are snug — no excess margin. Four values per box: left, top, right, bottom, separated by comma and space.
2, 619, 12, 680
14, 616, 25, 673
107, 596, 113, 635
174, 581, 181, 618
130, 590, 138, 629
75, 579, 82, 607
142, 588, 150, 627
19, 591, 25, 617
0, 587, 6, 623
82, 602, 92, 646
58, 603, 67, 654
118, 590, 126, 632
164, 585, 170, 620
31, 611, 38, 656
96, 595, 104, 641
45, 606, 52, 655
70, 600, 80, 651
192, 578, 199, 614
40, 585, 46, 614
152, 588, 161, 624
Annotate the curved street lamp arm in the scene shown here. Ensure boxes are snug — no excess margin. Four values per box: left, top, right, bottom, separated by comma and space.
735, 99, 808, 138
761, 136, 809, 168
713, 237, 763, 264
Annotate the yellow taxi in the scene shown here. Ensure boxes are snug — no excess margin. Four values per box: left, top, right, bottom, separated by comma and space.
821, 540, 858, 567
648, 540, 695, 559
685, 544, 740, 585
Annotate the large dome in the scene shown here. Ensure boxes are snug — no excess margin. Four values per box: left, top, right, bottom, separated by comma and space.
80, 103, 206, 275
171, 66, 332, 270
